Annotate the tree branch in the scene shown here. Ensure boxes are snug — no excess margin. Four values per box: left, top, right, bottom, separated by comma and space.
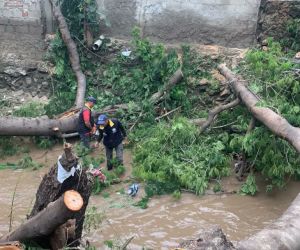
150, 69, 183, 104
50, 0, 86, 108
198, 99, 240, 133
218, 64, 300, 154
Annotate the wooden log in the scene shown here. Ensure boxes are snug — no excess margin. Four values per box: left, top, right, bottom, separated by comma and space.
29, 144, 93, 248
0, 191, 83, 243
218, 64, 300, 154
50, 0, 86, 108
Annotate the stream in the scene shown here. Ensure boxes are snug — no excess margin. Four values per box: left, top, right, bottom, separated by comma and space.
0, 144, 299, 249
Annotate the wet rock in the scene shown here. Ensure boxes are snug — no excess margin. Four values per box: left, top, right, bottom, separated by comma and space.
4, 66, 27, 77
41, 81, 49, 87
179, 226, 235, 250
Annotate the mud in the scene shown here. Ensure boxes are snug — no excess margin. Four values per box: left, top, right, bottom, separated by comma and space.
0, 143, 300, 249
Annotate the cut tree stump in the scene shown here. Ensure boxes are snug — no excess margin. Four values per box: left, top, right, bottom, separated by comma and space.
0, 191, 83, 244
0, 143, 93, 249
28, 143, 93, 248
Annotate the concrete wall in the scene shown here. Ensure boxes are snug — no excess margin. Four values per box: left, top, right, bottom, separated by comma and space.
97, 0, 261, 47
0, 0, 43, 35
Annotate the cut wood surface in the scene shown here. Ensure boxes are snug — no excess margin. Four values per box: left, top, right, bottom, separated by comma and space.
218, 64, 300, 154
64, 190, 83, 211
0, 191, 82, 243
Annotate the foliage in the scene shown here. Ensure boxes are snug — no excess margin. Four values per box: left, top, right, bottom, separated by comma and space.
281, 18, 300, 52
18, 155, 43, 170
230, 38, 300, 191
133, 197, 149, 209
45, 33, 76, 116
60, 0, 101, 40
91, 165, 125, 195
133, 117, 230, 195
13, 102, 45, 118
172, 190, 181, 200
33, 137, 55, 149
84, 206, 106, 233
0, 137, 20, 158
240, 174, 258, 196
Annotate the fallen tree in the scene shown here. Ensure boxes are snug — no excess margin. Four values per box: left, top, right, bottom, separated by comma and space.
0, 190, 83, 245
0, 69, 183, 136
0, 143, 93, 249
218, 64, 300, 154
49, 0, 86, 108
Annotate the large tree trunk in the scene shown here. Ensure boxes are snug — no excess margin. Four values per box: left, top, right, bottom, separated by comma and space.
237, 194, 300, 250
50, 0, 86, 108
29, 143, 93, 248
0, 69, 182, 136
0, 190, 83, 244
0, 144, 93, 248
218, 64, 300, 154
0, 115, 78, 136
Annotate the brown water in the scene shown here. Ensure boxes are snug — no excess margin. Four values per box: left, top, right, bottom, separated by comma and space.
0, 144, 300, 249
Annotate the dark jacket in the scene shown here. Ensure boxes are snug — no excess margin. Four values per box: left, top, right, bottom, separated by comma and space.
97, 118, 126, 148
78, 106, 95, 135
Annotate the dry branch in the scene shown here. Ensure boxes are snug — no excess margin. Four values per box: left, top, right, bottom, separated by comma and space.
150, 69, 183, 104
218, 64, 300, 154
198, 99, 240, 133
50, 0, 86, 108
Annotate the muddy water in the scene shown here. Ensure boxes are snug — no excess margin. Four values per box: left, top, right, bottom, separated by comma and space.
0, 144, 300, 249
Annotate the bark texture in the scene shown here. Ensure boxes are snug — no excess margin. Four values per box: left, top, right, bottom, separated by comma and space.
0, 191, 82, 244
0, 70, 182, 136
29, 144, 93, 248
199, 98, 240, 133
218, 64, 300, 154
50, 0, 86, 108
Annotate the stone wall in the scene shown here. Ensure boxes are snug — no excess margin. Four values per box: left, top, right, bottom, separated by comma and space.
0, 1, 51, 114
97, 0, 261, 48
257, 0, 300, 42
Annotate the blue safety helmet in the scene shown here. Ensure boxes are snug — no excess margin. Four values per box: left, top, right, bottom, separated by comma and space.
97, 114, 108, 125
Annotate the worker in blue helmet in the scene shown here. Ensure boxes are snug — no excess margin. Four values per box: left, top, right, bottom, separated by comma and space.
77, 96, 97, 148
94, 114, 126, 170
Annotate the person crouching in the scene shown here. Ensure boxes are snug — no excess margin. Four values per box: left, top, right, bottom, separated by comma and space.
94, 114, 126, 170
